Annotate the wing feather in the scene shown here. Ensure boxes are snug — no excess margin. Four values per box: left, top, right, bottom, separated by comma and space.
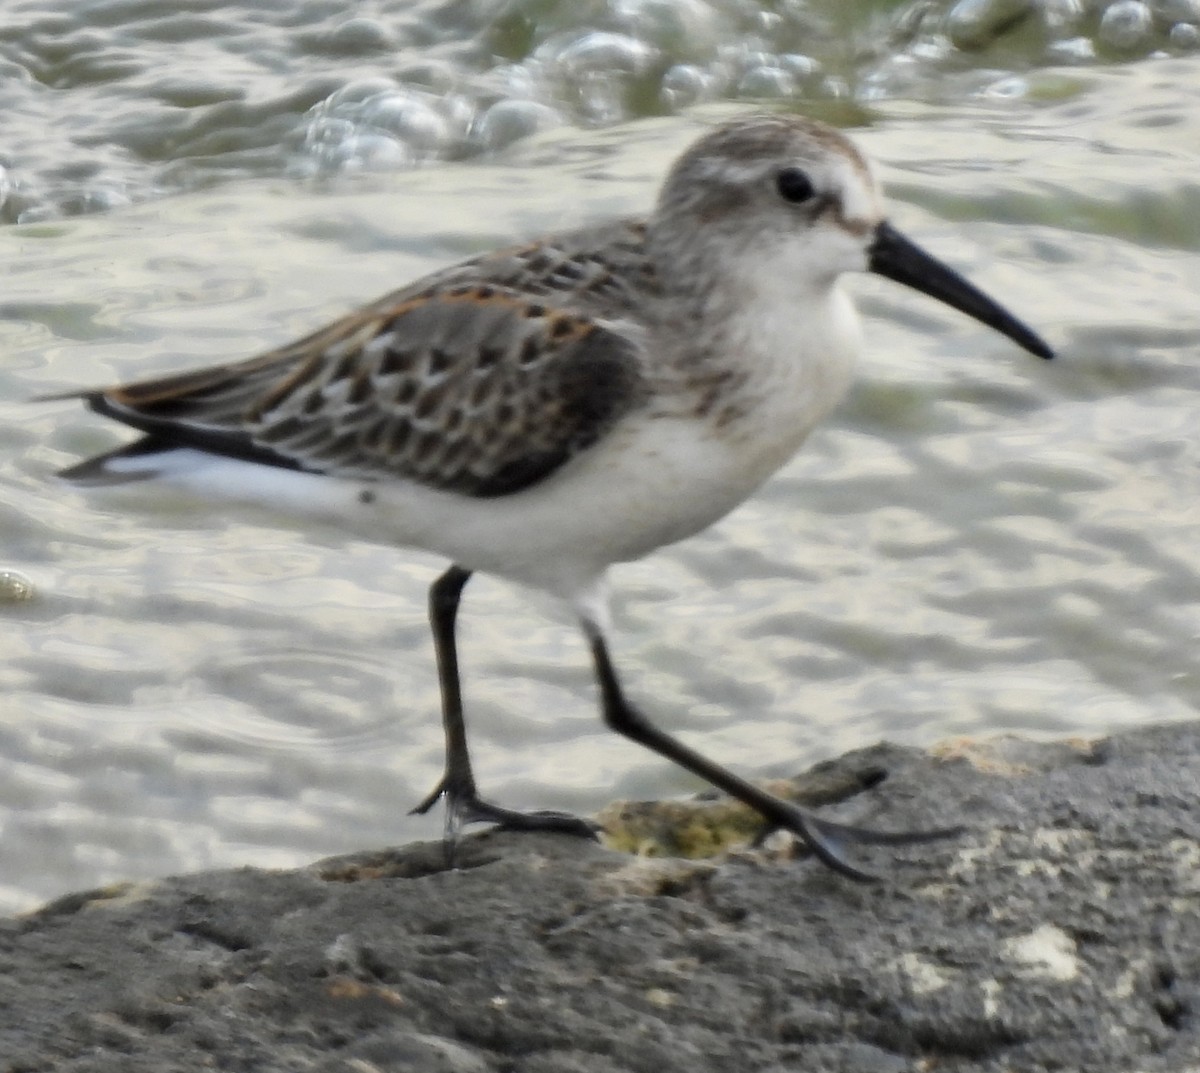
67, 287, 647, 498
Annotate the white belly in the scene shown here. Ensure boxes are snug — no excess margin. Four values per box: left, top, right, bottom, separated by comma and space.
96, 283, 862, 601
123, 406, 787, 601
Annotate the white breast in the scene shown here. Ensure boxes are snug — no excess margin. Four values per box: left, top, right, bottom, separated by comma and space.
707, 261, 863, 483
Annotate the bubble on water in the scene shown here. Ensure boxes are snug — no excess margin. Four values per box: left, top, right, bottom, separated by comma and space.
576, 70, 626, 124
324, 17, 396, 55
1040, 0, 1085, 33
779, 53, 821, 80
737, 63, 795, 98
472, 99, 562, 152
729, 46, 773, 71
1170, 20, 1200, 44
610, 0, 722, 53
1098, 0, 1154, 49
1157, 0, 1200, 23
1046, 33, 1098, 58
534, 29, 662, 125
335, 133, 411, 171
358, 94, 451, 151
300, 84, 468, 174
659, 62, 716, 109
492, 62, 541, 101
445, 95, 479, 134
945, 0, 1035, 49
0, 571, 34, 604
552, 31, 659, 77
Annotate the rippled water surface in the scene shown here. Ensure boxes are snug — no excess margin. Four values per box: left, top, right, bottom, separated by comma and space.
2, 0, 1199, 913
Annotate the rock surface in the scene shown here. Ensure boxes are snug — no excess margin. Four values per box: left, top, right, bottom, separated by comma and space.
3, 723, 1200, 1072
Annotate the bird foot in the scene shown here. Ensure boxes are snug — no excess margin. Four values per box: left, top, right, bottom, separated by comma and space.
411, 775, 601, 852
768, 802, 964, 883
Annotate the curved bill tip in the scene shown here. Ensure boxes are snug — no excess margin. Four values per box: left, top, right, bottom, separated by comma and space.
869, 221, 1054, 361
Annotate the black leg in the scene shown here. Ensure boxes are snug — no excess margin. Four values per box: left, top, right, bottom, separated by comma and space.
582, 618, 962, 882
410, 564, 475, 822
411, 565, 598, 846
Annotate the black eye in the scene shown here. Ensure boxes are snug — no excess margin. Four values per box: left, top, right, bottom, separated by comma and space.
775, 167, 815, 204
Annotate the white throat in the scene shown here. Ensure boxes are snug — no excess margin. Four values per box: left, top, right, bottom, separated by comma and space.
716, 236, 864, 455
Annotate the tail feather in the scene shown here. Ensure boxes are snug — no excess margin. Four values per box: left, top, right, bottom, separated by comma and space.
42, 386, 304, 482
56, 436, 175, 486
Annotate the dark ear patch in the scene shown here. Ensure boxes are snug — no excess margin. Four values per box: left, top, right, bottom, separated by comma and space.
695, 183, 751, 225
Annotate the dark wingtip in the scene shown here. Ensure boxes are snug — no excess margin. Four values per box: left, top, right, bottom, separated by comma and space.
30, 388, 97, 404
52, 436, 172, 485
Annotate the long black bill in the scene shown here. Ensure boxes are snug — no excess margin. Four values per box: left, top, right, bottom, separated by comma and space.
869, 220, 1054, 360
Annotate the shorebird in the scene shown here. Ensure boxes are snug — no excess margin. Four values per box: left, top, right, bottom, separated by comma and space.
43, 114, 1052, 881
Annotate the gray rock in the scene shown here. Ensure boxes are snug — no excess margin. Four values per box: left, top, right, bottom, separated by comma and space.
3, 723, 1199, 1072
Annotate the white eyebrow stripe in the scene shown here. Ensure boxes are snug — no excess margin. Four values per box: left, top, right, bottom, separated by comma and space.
691, 158, 771, 185
831, 157, 882, 226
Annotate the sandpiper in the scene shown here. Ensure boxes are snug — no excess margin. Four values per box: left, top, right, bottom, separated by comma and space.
44, 114, 1053, 881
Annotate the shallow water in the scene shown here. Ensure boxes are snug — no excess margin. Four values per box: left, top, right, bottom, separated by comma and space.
2, 1, 1200, 914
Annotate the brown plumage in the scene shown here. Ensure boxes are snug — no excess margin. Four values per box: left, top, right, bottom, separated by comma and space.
51, 221, 653, 494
